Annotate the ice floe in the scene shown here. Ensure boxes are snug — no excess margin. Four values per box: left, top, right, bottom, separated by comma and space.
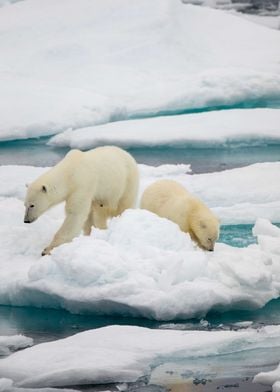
49, 109, 280, 149
0, 0, 280, 140
0, 325, 280, 388
0, 200, 280, 319
0, 336, 33, 357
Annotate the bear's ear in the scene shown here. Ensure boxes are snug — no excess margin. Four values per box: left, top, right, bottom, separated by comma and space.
25, 183, 29, 188
41, 185, 47, 193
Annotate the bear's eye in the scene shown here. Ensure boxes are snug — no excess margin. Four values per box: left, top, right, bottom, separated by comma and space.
30, 204, 35, 208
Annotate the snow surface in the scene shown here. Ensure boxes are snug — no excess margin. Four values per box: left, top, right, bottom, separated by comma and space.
0, 0, 280, 140
0, 336, 33, 357
49, 108, 280, 149
0, 325, 280, 388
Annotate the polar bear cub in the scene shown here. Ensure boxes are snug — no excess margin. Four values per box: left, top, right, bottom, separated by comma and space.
140, 179, 219, 251
24, 146, 139, 255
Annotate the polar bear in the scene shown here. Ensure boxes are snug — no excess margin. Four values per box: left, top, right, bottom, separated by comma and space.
24, 146, 139, 255
140, 179, 219, 251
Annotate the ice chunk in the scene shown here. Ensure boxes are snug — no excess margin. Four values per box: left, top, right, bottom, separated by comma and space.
254, 362, 280, 391
253, 218, 280, 238
0, 335, 33, 357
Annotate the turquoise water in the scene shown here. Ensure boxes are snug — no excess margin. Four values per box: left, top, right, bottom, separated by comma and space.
129, 97, 280, 119
1, 297, 280, 344
220, 224, 259, 247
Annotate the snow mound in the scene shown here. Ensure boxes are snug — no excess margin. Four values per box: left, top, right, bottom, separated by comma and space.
1, 325, 280, 388
49, 109, 280, 149
0, 335, 33, 357
0, 0, 280, 140
0, 204, 280, 320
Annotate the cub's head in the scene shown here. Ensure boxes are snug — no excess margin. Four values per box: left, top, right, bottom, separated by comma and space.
189, 211, 220, 251
24, 183, 51, 223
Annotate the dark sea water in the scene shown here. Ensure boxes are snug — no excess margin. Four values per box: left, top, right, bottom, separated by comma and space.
0, 137, 280, 173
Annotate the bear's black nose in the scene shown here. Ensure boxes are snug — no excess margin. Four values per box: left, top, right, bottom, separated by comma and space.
24, 219, 31, 224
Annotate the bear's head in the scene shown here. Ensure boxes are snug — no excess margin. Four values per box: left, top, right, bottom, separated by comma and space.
189, 211, 220, 251
24, 183, 51, 223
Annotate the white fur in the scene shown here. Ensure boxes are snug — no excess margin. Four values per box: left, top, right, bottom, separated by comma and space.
140, 179, 219, 251
24, 146, 139, 255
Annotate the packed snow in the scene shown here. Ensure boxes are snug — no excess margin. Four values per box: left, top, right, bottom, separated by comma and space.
0, 336, 33, 357
49, 108, 280, 149
254, 362, 280, 391
0, 325, 280, 388
0, 0, 280, 141
0, 161, 280, 319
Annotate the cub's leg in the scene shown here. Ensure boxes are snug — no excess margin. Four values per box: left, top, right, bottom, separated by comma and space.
83, 203, 94, 236
92, 203, 109, 230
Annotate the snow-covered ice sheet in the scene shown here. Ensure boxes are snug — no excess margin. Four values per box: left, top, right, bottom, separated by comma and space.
49, 109, 280, 149
0, 378, 77, 392
254, 363, 280, 392
2, 162, 279, 224
0, 336, 33, 357
0, 0, 280, 140
0, 325, 280, 388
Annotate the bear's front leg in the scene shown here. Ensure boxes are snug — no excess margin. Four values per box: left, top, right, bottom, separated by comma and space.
41, 194, 91, 256
41, 246, 52, 256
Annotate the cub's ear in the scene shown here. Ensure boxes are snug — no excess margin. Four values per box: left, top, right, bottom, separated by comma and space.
41, 185, 47, 193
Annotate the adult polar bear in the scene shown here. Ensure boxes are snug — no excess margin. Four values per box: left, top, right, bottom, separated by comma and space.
24, 146, 139, 256
141, 179, 219, 251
